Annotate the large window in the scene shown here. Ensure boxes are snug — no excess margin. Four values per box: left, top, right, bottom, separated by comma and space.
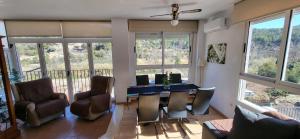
282, 10, 300, 84
245, 16, 285, 78
135, 33, 192, 81
241, 8, 300, 119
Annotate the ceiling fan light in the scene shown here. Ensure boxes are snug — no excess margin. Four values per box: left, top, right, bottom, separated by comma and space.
170, 20, 179, 26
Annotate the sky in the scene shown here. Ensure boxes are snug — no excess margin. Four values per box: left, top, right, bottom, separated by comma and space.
253, 13, 300, 29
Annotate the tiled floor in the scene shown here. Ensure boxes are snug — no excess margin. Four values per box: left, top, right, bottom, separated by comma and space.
115, 102, 225, 139
18, 107, 112, 139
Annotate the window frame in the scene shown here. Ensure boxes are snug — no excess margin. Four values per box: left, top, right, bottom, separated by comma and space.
239, 8, 300, 111
134, 32, 193, 81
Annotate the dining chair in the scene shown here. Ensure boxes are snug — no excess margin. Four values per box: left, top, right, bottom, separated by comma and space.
162, 91, 189, 120
155, 74, 167, 84
186, 87, 215, 115
161, 91, 189, 138
170, 73, 182, 84
137, 93, 160, 124
136, 75, 149, 86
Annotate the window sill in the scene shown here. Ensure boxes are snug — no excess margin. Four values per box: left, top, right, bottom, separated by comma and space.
237, 100, 271, 113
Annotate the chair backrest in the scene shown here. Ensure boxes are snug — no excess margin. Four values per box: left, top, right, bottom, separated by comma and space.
155, 74, 167, 84
136, 75, 149, 86
168, 91, 189, 112
170, 73, 182, 84
138, 93, 160, 123
192, 87, 215, 115
15, 77, 54, 103
91, 76, 114, 96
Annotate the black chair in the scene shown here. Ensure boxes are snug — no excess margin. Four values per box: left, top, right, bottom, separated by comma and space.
155, 74, 167, 84
162, 91, 189, 120
136, 75, 149, 86
162, 91, 189, 138
137, 93, 160, 124
170, 73, 182, 84
186, 87, 215, 115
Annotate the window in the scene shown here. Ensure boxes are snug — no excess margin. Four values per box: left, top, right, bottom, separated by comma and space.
240, 80, 300, 121
240, 8, 300, 118
282, 10, 300, 84
15, 43, 40, 72
43, 43, 65, 71
245, 16, 286, 78
135, 33, 192, 81
136, 33, 162, 65
92, 41, 113, 70
164, 34, 190, 65
68, 43, 89, 70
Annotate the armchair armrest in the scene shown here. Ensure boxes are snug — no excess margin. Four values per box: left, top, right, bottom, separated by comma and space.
74, 91, 91, 101
90, 93, 110, 113
15, 101, 35, 120
52, 93, 69, 106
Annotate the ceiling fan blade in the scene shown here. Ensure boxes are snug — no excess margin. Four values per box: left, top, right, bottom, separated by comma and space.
150, 13, 171, 17
142, 2, 197, 10
179, 9, 202, 14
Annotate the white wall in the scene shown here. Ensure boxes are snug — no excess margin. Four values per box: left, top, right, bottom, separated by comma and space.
111, 18, 130, 103
202, 22, 246, 117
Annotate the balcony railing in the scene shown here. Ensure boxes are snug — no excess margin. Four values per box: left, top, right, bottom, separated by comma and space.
18, 69, 113, 95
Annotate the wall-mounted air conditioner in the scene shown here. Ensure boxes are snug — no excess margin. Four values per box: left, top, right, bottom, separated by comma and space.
204, 17, 228, 33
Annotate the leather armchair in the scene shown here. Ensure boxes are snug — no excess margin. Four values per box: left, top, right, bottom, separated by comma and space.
70, 76, 114, 120
12, 78, 69, 127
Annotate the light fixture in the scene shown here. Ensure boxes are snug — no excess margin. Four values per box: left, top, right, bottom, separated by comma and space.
170, 20, 179, 26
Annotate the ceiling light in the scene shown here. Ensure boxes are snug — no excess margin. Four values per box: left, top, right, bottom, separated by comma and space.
170, 20, 179, 26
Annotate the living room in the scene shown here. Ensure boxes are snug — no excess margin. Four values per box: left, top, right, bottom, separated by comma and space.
0, 0, 300, 139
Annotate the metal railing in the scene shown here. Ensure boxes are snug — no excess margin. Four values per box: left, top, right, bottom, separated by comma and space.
277, 107, 300, 121
18, 69, 113, 95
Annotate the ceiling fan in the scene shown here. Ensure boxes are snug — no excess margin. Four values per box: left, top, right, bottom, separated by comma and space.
150, 3, 202, 26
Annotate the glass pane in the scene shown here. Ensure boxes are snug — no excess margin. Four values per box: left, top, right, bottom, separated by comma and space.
15, 43, 42, 81
92, 41, 113, 76
43, 43, 68, 96
68, 43, 90, 93
241, 80, 300, 121
136, 69, 162, 82
282, 11, 300, 84
164, 68, 189, 81
68, 43, 89, 70
136, 33, 162, 65
245, 17, 285, 78
164, 34, 190, 65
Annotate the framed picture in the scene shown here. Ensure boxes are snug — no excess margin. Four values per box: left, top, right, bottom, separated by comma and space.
207, 43, 227, 64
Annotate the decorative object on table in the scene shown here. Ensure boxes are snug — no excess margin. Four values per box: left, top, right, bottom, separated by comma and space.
162, 72, 171, 89
207, 43, 227, 64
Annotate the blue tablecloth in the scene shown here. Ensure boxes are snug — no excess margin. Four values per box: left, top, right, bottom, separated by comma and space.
127, 84, 200, 96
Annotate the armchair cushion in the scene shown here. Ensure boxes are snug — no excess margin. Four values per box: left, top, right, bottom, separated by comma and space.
70, 99, 91, 117
35, 99, 66, 119
90, 93, 110, 113
15, 78, 54, 103
74, 91, 91, 101
90, 76, 111, 96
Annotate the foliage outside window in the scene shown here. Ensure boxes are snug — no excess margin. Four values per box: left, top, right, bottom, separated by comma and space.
241, 80, 300, 121
282, 10, 300, 84
135, 33, 191, 81
241, 8, 300, 120
245, 17, 285, 78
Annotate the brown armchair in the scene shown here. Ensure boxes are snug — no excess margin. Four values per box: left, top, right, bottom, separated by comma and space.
11, 78, 69, 127
70, 76, 114, 120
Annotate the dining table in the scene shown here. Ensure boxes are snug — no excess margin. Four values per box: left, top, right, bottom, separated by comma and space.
126, 83, 200, 108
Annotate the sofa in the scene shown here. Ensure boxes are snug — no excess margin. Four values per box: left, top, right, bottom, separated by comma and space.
70, 76, 114, 120
12, 78, 69, 127
203, 106, 300, 139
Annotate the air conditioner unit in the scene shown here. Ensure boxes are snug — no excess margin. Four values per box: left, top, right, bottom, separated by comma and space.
204, 17, 228, 33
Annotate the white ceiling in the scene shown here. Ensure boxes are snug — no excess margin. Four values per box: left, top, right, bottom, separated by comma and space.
0, 0, 239, 20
